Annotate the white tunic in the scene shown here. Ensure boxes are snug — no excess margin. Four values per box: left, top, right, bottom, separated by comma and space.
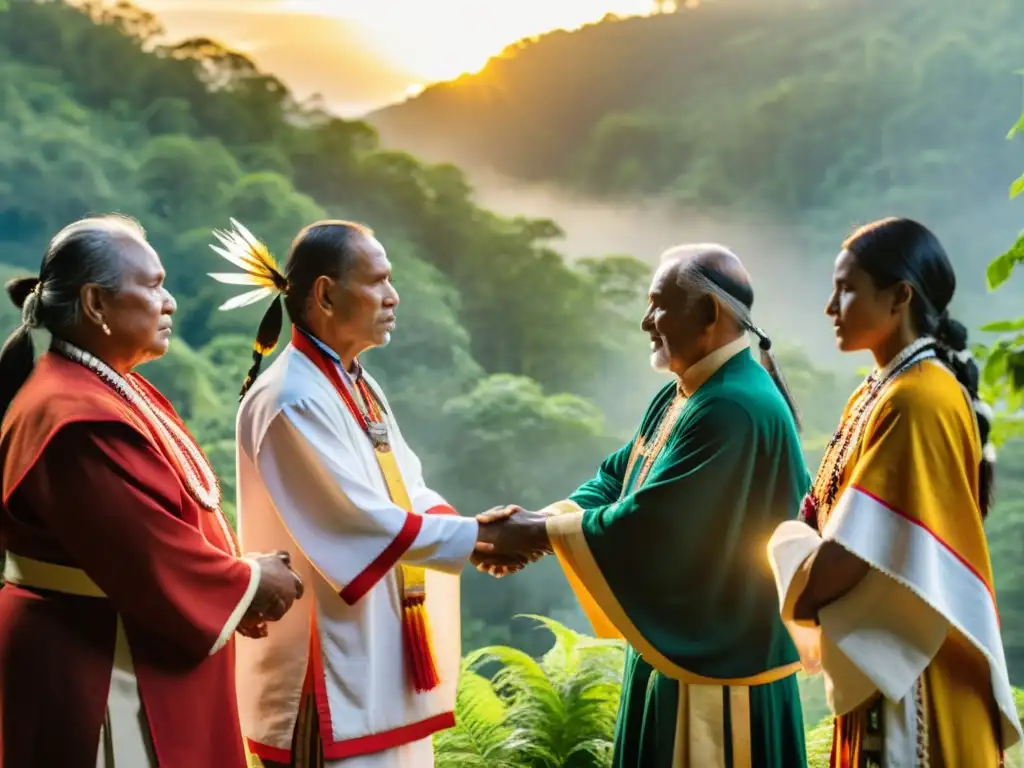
234, 341, 478, 766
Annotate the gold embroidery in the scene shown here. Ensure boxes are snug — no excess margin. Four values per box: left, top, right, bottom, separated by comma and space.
622, 434, 648, 492
627, 395, 686, 495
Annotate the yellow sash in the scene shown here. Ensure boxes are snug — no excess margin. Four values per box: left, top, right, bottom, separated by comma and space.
291, 328, 441, 694
2, 552, 106, 597
373, 447, 440, 693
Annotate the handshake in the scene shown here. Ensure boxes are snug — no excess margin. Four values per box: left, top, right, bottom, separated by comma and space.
470, 505, 554, 578
233, 505, 557, 643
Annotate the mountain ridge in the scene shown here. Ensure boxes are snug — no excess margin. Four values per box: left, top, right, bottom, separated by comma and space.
364, 0, 1024, 339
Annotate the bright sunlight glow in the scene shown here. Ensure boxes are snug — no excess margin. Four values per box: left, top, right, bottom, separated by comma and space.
279, 0, 656, 82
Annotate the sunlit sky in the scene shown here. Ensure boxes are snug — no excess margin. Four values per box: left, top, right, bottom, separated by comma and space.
140, 0, 657, 114
270, 0, 654, 82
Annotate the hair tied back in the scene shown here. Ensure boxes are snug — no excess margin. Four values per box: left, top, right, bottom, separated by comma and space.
6, 276, 40, 310
935, 311, 968, 352
207, 219, 288, 400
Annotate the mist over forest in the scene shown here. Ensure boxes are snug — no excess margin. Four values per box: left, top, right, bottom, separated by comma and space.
369, 0, 1024, 364
2, 0, 1024, 758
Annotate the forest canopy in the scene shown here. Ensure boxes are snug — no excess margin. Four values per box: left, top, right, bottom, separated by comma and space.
2, 0, 1024, 687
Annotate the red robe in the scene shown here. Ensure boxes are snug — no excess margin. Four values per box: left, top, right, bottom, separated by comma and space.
0, 353, 254, 767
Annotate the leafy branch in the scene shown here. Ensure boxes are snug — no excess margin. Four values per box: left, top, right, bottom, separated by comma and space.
977, 83, 1024, 444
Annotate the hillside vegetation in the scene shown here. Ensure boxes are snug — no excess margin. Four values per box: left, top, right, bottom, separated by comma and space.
0, 0, 866, 655
370, 0, 1024, 313
3, 3, 1024, 753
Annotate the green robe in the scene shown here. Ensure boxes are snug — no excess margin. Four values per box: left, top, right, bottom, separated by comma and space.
547, 348, 808, 767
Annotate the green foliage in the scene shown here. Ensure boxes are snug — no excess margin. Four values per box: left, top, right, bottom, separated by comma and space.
433, 376, 614, 511
986, 233, 1024, 292
378, 0, 1024, 214
0, 0, 655, 653
437, 616, 623, 767
371, 0, 1024, 317
977, 83, 1024, 443
441, 618, 1024, 767
8, 0, 1024, 688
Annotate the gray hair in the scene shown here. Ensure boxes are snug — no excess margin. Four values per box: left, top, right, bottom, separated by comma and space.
26, 214, 143, 332
659, 242, 803, 430
0, 214, 145, 422
662, 243, 751, 314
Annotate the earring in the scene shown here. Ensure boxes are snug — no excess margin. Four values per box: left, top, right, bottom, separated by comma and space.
102, 322, 111, 336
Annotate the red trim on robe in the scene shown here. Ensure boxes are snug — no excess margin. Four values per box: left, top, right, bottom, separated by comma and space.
247, 739, 293, 763
244, 714, 456, 763
327, 712, 456, 760
245, 611, 455, 763
851, 483, 998, 608
245, 337, 462, 762
426, 504, 457, 516
0, 353, 252, 767
291, 330, 449, 606
280, 335, 460, 757
339, 513, 423, 605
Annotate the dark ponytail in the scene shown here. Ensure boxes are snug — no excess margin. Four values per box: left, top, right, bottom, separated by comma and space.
0, 277, 41, 423
844, 217, 994, 518
748, 327, 802, 432
933, 313, 993, 518
238, 294, 284, 401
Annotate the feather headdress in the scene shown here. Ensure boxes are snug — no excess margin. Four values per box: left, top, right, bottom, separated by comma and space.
208, 218, 288, 400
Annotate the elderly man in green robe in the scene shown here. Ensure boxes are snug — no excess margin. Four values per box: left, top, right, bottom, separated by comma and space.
475, 244, 809, 767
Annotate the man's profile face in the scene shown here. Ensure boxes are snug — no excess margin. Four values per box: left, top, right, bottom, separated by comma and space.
327, 233, 399, 351
640, 261, 711, 376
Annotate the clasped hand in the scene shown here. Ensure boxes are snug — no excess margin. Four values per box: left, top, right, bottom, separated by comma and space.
472, 505, 552, 578
237, 550, 305, 639
235, 508, 549, 640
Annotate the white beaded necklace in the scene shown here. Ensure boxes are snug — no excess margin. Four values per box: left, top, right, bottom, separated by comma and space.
806, 335, 937, 526
52, 341, 232, 542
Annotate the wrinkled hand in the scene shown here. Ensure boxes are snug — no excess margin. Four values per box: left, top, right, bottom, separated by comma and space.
248, 550, 304, 628
236, 613, 269, 639
472, 505, 551, 577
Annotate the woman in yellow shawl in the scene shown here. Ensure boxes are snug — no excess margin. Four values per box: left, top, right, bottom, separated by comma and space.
768, 217, 1022, 766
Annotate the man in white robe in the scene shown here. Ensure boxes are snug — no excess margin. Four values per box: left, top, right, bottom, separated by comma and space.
208, 219, 498, 768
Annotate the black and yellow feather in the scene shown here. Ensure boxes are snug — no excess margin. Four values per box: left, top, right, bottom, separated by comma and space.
207, 218, 288, 399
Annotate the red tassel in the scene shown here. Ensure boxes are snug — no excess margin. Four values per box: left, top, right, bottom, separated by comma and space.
413, 606, 439, 690
401, 596, 440, 692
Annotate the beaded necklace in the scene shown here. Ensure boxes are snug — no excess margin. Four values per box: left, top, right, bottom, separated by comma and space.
801, 337, 937, 531
52, 340, 238, 556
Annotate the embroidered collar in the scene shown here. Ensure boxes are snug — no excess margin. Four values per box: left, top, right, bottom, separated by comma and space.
679, 336, 750, 396
295, 327, 363, 384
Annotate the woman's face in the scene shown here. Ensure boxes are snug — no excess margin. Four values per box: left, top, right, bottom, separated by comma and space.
91, 237, 177, 371
825, 248, 902, 353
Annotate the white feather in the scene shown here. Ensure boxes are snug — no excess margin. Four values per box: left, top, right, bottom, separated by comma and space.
230, 217, 262, 250
983, 442, 998, 464
208, 220, 283, 310
218, 286, 273, 311
208, 272, 262, 286
209, 243, 256, 273
211, 229, 239, 250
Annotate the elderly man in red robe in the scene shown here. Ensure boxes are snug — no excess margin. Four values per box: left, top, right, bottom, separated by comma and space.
0, 214, 304, 767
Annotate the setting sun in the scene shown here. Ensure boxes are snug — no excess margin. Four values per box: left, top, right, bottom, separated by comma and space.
279, 0, 656, 82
